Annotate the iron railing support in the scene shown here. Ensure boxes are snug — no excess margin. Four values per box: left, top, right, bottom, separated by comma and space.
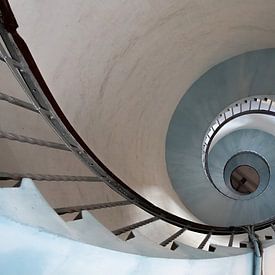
198, 231, 212, 249
160, 228, 186, 247
247, 226, 263, 275
112, 217, 159, 236
228, 232, 234, 247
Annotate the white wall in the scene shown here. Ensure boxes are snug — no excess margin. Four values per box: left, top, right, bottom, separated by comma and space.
3, 0, 275, 243
0, 216, 253, 275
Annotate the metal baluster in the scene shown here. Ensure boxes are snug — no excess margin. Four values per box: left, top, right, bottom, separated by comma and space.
258, 99, 262, 110
112, 217, 159, 235
55, 200, 131, 214
211, 126, 215, 133
160, 228, 186, 247
235, 103, 240, 114
228, 232, 234, 247
198, 231, 212, 249
268, 100, 273, 111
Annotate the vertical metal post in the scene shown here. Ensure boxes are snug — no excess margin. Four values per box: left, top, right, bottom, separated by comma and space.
247, 226, 263, 275
112, 217, 159, 235
268, 100, 273, 111
228, 232, 234, 247
160, 228, 186, 247
258, 99, 262, 110
198, 231, 212, 249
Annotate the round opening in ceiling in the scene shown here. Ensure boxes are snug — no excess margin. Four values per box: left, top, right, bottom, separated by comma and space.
223, 151, 270, 200
230, 165, 260, 195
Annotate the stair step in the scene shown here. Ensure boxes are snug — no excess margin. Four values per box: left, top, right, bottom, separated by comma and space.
172, 241, 251, 259
0, 178, 74, 238
67, 210, 138, 253
0, 179, 254, 261
171, 241, 216, 259
0, 215, 254, 275
126, 230, 185, 258
209, 244, 252, 257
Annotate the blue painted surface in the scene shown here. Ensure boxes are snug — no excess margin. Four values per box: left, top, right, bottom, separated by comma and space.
0, 216, 253, 275
208, 129, 275, 225
126, 230, 187, 258
0, 178, 75, 238
166, 48, 275, 226
173, 241, 252, 259
211, 149, 270, 200
67, 210, 138, 254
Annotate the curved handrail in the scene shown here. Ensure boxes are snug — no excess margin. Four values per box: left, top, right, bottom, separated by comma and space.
1, 0, 275, 236
202, 96, 275, 173
203, 99, 275, 191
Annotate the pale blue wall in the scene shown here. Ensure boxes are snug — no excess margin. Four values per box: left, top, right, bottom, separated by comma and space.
0, 216, 252, 275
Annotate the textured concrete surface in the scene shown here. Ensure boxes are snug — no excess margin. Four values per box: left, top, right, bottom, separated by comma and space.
166, 49, 275, 225
210, 113, 275, 150
208, 129, 275, 225
8, 0, 275, 217
0, 216, 253, 275
2, 1, 275, 244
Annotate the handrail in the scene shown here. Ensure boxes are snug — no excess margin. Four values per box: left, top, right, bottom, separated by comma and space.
202, 96, 275, 175
202, 100, 275, 194
1, 0, 275, 237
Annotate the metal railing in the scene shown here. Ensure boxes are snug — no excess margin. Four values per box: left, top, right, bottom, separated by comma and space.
202, 96, 275, 171
202, 96, 275, 197
0, 0, 273, 258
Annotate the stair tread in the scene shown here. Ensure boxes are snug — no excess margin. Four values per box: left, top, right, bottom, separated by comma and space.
0, 178, 74, 238
126, 230, 186, 259
209, 244, 252, 256
67, 210, 138, 253
173, 241, 251, 259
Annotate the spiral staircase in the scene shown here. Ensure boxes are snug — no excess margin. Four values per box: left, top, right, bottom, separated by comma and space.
2, 1, 275, 274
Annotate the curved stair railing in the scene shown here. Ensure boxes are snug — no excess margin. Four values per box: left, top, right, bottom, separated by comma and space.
202, 95, 275, 181
0, 1, 273, 263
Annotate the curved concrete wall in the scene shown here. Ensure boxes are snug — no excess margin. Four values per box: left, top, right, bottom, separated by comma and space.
166, 49, 275, 225
8, 1, 275, 220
